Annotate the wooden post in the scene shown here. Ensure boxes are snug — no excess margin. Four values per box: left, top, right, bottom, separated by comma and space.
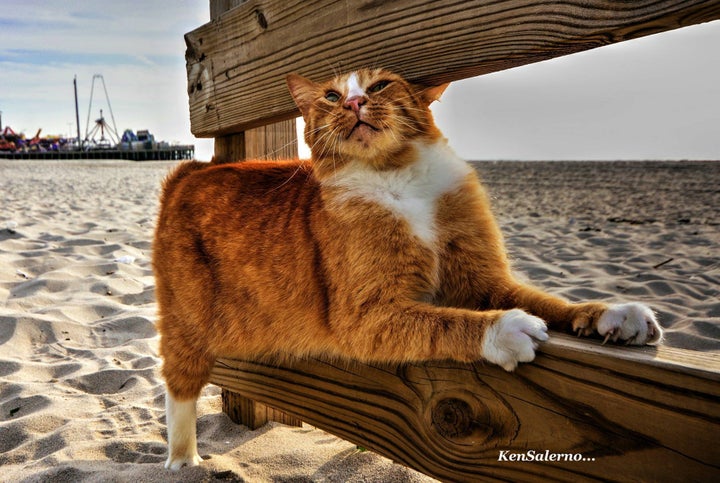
209, 1, 301, 429
213, 132, 245, 164
213, 120, 298, 164
214, 120, 301, 427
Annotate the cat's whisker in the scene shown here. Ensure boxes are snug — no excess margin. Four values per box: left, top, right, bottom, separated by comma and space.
323, 58, 342, 79
310, 125, 336, 147
306, 123, 333, 136
311, 125, 344, 172
311, 130, 340, 159
268, 162, 308, 193
262, 137, 307, 161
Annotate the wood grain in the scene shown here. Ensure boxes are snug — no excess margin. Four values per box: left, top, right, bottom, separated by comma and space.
213, 132, 246, 163
243, 119, 298, 160
222, 388, 302, 429
210, 0, 247, 21
210, 334, 720, 482
186, 0, 720, 136
212, 119, 298, 163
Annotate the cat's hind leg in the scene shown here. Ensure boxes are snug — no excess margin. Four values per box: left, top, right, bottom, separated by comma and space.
165, 391, 202, 470
160, 334, 215, 470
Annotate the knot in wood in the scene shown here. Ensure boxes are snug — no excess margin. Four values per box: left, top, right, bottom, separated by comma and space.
255, 10, 268, 30
432, 398, 473, 439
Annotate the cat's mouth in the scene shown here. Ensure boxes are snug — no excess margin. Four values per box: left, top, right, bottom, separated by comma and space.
347, 120, 380, 139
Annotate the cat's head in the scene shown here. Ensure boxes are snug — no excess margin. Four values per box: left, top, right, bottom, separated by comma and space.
287, 68, 448, 177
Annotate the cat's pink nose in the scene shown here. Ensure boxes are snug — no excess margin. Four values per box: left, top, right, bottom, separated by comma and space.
344, 96, 366, 113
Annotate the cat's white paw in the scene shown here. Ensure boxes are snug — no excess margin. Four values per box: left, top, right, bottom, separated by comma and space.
165, 452, 203, 471
165, 391, 202, 470
597, 303, 663, 345
482, 309, 549, 371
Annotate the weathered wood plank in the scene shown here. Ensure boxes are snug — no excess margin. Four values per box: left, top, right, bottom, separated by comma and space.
186, 0, 720, 136
209, 334, 720, 482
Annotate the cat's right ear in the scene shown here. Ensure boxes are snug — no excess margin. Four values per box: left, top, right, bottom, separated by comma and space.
286, 74, 317, 119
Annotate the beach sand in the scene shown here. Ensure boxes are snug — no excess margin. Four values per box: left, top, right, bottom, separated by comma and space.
1, 159, 718, 482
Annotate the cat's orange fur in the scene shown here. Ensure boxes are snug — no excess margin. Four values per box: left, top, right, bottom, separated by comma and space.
153, 68, 662, 469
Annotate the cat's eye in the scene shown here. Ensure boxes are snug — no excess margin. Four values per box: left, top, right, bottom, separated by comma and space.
325, 91, 341, 102
368, 81, 390, 93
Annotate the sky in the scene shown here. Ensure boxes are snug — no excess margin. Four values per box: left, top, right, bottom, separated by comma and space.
1, 2, 718, 161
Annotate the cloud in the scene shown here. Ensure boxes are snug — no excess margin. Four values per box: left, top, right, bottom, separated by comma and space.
0, 1, 206, 145
1, 1, 205, 56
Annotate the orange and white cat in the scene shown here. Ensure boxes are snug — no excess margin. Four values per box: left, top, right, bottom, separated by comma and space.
153, 68, 662, 469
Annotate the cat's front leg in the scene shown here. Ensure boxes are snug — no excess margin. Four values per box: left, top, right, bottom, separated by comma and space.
571, 302, 663, 345
337, 303, 548, 371
501, 285, 663, 346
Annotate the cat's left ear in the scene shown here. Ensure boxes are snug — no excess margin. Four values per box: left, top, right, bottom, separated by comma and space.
287, 74, 317, 119
416, 83, 450, 106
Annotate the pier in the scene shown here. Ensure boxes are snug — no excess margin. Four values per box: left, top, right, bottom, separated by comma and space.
0, 145, 194, 161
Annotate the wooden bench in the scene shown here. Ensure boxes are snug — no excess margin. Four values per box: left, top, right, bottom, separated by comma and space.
184, 1, 720, 480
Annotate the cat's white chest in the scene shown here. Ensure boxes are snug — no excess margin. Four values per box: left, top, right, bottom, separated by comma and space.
324, 142, 472, 245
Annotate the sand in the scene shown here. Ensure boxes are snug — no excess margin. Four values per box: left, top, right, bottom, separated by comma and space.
0, 159, 718, 482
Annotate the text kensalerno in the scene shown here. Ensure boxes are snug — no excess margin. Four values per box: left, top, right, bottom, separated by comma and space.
498, 450, 595, 462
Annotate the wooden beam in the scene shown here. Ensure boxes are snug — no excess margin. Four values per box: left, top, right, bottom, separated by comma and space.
185, 0, 720, 136
210, 334, 720, 482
